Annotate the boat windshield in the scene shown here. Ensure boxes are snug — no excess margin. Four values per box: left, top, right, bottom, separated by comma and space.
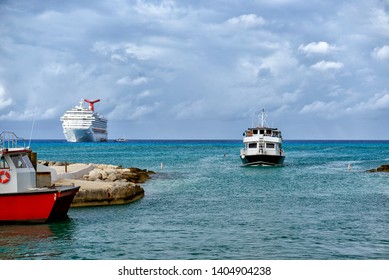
22, 154, 34, 168
10, 154, 33, 169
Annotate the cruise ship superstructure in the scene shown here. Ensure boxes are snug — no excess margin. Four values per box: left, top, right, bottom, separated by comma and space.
60, 99, 108, 142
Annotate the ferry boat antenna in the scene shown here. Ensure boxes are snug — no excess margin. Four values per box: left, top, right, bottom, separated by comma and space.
28, 111, 36, 148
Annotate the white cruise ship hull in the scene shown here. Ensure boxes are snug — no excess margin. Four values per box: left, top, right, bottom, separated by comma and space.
63, 128, 107, 142
61, 99, 108, 143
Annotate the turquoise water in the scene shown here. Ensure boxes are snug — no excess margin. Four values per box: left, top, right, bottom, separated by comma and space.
0, 140, 388, 259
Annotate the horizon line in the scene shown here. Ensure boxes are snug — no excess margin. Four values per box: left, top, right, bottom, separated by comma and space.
27, 138, 389, 141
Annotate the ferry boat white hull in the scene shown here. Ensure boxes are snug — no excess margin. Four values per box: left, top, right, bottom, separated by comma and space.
240, 154, 285, 166
63, 128, 107, 142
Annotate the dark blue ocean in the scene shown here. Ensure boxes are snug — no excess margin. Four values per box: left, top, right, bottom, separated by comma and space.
1, 140, 388, 260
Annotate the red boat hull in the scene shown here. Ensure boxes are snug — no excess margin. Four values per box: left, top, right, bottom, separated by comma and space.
0, 186, 80, 224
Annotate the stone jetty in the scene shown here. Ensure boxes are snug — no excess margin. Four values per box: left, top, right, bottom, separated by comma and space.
37, 161, 155, 207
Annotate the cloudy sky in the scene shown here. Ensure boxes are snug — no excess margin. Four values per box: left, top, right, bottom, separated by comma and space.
1, 0, 388, 140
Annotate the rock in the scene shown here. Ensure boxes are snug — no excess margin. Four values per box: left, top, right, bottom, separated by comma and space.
107, 173, 121, 181
38, 160, 49, 166
105, 169, 116, 175
88, 169, 103, 180
83, 166, 155, 183
367, 164, 389, 172
128, 167, 155, 183
100, 170, 108, 180
121, 171, 140, 183
71, 183, 145, 207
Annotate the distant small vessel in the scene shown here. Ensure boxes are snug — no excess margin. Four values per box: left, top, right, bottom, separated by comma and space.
0, 132, 80, 223
240, 109, 285, 166
114, 138, 128, 142
60, 99, 108, 142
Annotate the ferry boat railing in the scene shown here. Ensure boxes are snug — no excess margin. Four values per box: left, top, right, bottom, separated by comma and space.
0, 131, 27, 150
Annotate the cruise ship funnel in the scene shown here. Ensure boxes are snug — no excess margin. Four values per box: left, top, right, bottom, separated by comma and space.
84, 99, 100, 111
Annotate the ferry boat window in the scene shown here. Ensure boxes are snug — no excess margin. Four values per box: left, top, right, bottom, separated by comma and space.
253, 130, 258, 134
266, 143, 275, 149
0, 156, 9, 169
10, 154, 27, 169
260, 130, 264, 134
248, 143, 257, 149
266, 129, 271, 135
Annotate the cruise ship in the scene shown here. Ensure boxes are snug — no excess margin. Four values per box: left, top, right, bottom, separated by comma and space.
60, 99, 108, 142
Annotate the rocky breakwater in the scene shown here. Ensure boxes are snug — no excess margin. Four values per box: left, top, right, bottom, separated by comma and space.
74, 165, 155, 207
45, 161, 155, 207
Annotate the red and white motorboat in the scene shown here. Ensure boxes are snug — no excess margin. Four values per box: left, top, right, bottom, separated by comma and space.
0, 132, 80, 223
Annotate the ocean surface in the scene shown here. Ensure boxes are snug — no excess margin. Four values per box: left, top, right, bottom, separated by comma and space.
0, 140, 388, 260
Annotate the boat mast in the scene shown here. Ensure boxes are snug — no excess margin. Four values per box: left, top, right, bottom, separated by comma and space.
259, 108, 267, 127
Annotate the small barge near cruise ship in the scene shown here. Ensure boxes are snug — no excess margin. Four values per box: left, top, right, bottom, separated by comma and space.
0, 132, 80, 223
240, 109, 285, 166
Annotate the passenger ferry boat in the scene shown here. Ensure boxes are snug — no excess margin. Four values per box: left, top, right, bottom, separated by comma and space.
60, 99, 108, 142
0, 132, 80, 223
240, 109, 285, 166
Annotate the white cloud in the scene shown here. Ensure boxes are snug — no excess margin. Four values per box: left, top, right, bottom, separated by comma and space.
371, 45, 389, 60
298, 41, 336, 55
134, 0, 185, 20
240, 48, 299, 80
371, 93, 389, 108
300, 91, 389, 120
124, 43, 164, 60
127, 103, 161, 120
93, 42, 167, 61
108, 100, 161, 120
0, 85, 12, 110
171, 99, 208, 120
137, 90, 153, 99
300, 100, 339, 116
111, 54, 128, 63
354, 92, 389, 111
116, 76, 150, 86
0, 109, 38, 121
371, 6, 389, 35
311, 60, 344, 70
226, 14, 266, 28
